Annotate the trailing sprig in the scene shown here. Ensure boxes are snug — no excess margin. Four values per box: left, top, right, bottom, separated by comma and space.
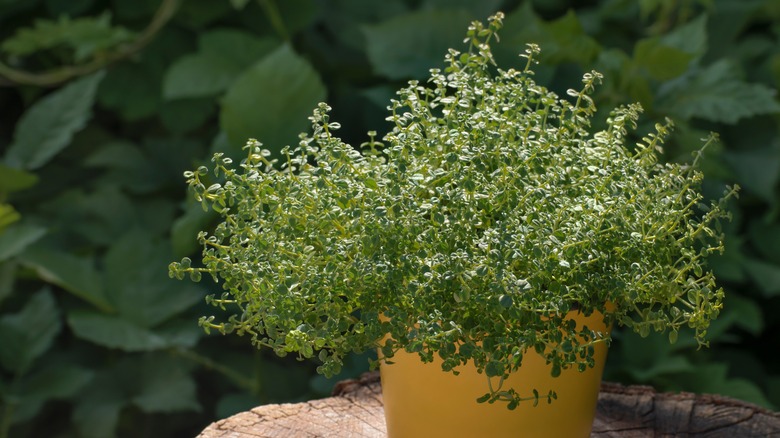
169, 12, 737, 407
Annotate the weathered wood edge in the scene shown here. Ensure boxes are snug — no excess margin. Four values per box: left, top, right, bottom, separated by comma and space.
198, 371, 780, 437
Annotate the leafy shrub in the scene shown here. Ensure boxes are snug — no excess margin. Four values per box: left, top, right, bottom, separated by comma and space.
1, 0, 779, 436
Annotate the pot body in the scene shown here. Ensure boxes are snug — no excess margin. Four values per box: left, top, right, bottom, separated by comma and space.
379, 310, 609, 438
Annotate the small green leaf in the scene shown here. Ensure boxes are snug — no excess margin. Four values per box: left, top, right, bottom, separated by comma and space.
0, 289, 61, 374
5, 71, 105, 170
485, 360, 504, 377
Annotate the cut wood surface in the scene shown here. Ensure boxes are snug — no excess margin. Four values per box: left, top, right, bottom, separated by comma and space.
198, 371, 780, 437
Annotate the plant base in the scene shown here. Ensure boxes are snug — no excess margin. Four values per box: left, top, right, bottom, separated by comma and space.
379, 310, 609, 438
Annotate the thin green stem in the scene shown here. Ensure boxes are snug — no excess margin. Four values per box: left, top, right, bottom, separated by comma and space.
0, 0, 181, 87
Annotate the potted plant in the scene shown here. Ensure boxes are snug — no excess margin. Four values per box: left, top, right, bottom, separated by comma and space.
170, 12, 737, 437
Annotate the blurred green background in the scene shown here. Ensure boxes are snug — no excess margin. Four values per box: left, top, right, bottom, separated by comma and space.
1, 0, 779, 436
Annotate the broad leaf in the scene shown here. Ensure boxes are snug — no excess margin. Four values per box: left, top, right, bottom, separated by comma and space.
163, 30, 277, 99
725, 145, 780, 203
5, 71, 105, 170
626, 355, 695, 382
18, 244, 112, 312
10, 363, 93, 423
363, 9, 473, 80
103, 230, 203, 327
72, 353, 199, 437
97, 62, 160, 121
164, 53, 248, 99
220, 44, 326, 156
498, 5, 599, 67
659, 14, 708, 57
706, 294, 763, 339
657, 60, 780, 124
742, 258, 780, 297
0, 203, 20, 233
0, 289, 60, 374
421, 0, 502, 17
0, 222, 47, 261
83, 141, 167, 194
0, 261, 14, 304
131, 355, 200, 413
707, 233, 746, 283
159, 97, 215, 134
679, 363, 774, 408
171, 201, 215, 258
748, 220, 780, 265
633, 37, 694, 81
72, 372, 126, 438
0, 163, 38, 193
67, 312, 168, 351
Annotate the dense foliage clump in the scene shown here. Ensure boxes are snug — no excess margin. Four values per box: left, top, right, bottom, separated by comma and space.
171, 13, 737, 406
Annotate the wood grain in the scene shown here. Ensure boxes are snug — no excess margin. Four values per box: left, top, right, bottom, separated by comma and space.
198, 372, 780, 437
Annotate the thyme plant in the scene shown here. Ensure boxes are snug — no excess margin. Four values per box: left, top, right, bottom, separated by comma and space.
170, 13, 737, 408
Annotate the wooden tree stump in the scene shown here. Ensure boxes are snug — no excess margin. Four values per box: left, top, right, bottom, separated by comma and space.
198, 372, 780, 437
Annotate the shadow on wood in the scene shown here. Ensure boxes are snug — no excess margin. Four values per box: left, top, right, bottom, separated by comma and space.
198, 371, 780, 437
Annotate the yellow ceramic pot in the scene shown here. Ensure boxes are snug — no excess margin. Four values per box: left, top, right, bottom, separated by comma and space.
379, 310, 610, 438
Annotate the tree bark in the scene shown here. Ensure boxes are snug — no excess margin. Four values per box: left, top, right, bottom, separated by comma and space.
198, 372, 780, 437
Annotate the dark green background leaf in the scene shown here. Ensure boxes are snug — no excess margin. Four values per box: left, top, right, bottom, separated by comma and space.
658, 60, 780, 124
220, 43, 326, 156
4, 71, 104, 170
363, 8, 473, 79
0, 289, 60, 373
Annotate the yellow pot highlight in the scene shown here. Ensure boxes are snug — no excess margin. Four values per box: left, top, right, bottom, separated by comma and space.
379, 309, 609, 438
